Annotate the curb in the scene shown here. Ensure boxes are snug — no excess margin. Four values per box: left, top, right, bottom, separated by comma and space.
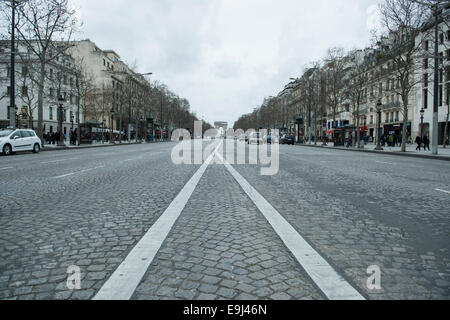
41, 142, 166, 152
297, 144, 450, 162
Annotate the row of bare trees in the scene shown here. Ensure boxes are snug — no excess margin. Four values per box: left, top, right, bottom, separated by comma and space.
234, 0, 449, 151
1, 0, 209, 143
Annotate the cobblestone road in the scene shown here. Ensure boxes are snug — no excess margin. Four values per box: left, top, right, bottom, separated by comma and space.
0, 141, 449, 300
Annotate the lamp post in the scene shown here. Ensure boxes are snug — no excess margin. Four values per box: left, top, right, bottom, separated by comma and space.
375, 100, 383, 151
58, 95, 65, 147
420, 108, 425, 142
9, 0, 17, 128
110, 107, 115, 144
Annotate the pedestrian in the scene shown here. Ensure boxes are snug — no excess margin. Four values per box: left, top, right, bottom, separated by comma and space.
74, 129, 78, 145
69, 129, 73, 145
388, 135, 394, 147
415, 135, 422, 151
423, 134, 431, 151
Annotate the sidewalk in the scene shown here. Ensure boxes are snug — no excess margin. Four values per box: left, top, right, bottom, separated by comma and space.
299, 142, 450, 161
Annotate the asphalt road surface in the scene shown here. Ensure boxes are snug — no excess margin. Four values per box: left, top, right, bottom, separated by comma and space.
0, 141, 449, 300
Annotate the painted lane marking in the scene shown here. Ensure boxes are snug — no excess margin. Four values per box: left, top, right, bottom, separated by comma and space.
374, 161, 395, 165
436, 189, 450, 195
0, 167, 14, 170
93, 143, 222, 300
53, 166, 105, 179
215, 150, 365, 300
40, 158, 79, 164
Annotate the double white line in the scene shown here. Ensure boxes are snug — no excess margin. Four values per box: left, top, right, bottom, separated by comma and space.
94, 143, 364, 300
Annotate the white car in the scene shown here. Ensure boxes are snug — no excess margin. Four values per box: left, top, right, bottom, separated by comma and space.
0, 128, 42, 156
248, 132, 263, 145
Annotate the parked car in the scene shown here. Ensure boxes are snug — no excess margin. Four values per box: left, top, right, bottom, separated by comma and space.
280, 135, 295, 145
248, 132, 263, 145
0, 128, 42, 156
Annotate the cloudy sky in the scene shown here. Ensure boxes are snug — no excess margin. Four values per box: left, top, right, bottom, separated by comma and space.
71, 0, 383, 127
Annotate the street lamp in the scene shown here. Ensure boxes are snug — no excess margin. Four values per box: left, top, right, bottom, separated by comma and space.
420, 108, 425, 141
375, 100, 383, 151
57, 95, 65, 147
110, 107, 115, 144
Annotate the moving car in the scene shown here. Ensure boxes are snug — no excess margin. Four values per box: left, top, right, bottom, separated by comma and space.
0, 128, 42, 156
280, 135, 295, 145
248, 132, 263, 145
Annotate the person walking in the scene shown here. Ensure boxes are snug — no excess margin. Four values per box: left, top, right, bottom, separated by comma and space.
423, 134, 431, 151
415, 135, 422, 151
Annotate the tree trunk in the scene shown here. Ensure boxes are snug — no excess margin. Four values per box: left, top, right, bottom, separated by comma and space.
77, 93, 81, 146
401, 102, 408, 153
37, 61, 45, 144
443, 105, 449, 149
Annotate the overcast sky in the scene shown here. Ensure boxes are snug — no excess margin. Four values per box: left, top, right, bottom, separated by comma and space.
71, 0, 383, 127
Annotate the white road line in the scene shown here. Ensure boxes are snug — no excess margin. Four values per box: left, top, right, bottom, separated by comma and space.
215, 151, 365, 300
53, 166, 105, 179
41, 158, 79, 164
0, 167, 13, 170
93, 143, 222, 300
436, 188, 450, 195
119, 158, 141, 163
374, 161, 395, 165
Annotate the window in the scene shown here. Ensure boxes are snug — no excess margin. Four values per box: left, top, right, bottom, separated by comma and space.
440, 33, 444, 44
438, 85, 443, 107
7, 86, 11, 96
6, 65, 10, 77
49, 88, 54, 98
22, 86, 28, 96
395, 111, 399, 122
439, 52, 443, 65
391, 112, 394, 122
49, 69, 53, 80
423, 58, 428, 69
370, 115, 374, 125
423, 89, 428, 109
22, 65, 28, 77
49, 107, 53, 120
63, 75, 67, 85
424, 73, 428, 87
424, 40, 429, 51
103, 59, 106, 66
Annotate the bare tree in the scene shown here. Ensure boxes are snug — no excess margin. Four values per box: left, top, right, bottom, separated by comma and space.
348, 52, 370, 148
324, 47, 348, 125
72, 57, 95, 145
378, 0, 429, 152
11, 0, 77, 142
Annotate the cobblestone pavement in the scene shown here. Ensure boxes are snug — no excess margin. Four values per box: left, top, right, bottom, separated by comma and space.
132, 163, 324, 300
232, 145, 450, 300
0, 142, 199, 300
0, 141, 449, 300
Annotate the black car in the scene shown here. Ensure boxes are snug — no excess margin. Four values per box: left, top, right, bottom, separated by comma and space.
281, 135, 295, 145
